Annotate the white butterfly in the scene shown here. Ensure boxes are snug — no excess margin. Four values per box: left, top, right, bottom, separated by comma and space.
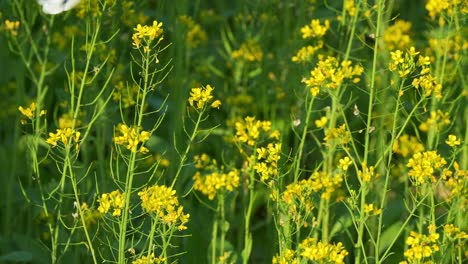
38, 0, 81, 15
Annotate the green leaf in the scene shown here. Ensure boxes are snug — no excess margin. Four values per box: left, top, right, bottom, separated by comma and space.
0, 251, 33, 262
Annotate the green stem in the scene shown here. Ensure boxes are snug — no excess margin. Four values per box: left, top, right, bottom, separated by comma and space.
170, 108, 204, 189
242, 169, 255, 264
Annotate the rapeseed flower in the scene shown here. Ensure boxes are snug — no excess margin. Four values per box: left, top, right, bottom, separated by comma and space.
401, 225, 440, 263
46, 128, 81, 148
407, 151, 447, 185
299, 237, 349, 264
418, 110, 450, 132
138, 185, 189, 231
383, 20, 412, 50
253, 143, 281, 181
300, 19, 330, 39
272, 249, 298, 264
234, 116, 274, 146
445, 134, 461, 147
193, 154, 240, 200
441, 162, 467, 201
132, 253, 166, 264
357, 162, 379, 183
393, 134, 425, 158
231, 39, 263, 62
324, 124, 352, 146
3, 19, 20, 36
178, 15, 207, 48
302, 56, 363, 96
113, 124, 151, 153
132, 20, 164, 50
363, 203, 382, 216
188, 84, 221, 110
18, 102, 46, 124
97, 190, 125, 217
338, 157, 353, 171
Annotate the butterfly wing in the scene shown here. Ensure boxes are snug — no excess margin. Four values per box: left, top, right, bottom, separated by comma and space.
38, 0, 81, 14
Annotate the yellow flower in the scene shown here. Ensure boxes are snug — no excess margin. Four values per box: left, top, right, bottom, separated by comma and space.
138, 185, 189, 230
18, 102, 46, 123
393, 134, 425, 157
46, 128, 81, 148
383, 20, 412, 51
315, 116, 328, 128
364, 203, 382, 216
188, 84, 220, 110
338, 157, 353, 171
300, 19, 330, 39
299, 238, 348, 264
302, 56, 363, 95
193, 154, 240, 200
113, 124, 151, 153
178, 15, 207, 48
403, 226, 440, 262
231, 39, 263, 62
97, 190, 125, 217
132, 20, 164, 49
3, 19, 20, 36
407, 151, 447, 185
446, 134, 461, 147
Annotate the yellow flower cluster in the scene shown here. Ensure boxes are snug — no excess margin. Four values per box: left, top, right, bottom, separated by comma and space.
309, 171, 344, 200
302, 56, 363, 96
291, 42, 323, 63
418, 110, 450, 132
113, 123, 151, 153
231, 39, 263, 62
132, 20, 164, 49
272, 179, 315, 226
389, 48, 417, 78
193, 154, 240, 200
300, 238, 349, 263
46, 128, 81, 148
443, 224, 468, 240
425, 0, 463, 20
3, 19, 20, 36
188, 84, 221, 110
18, 102, 46, 124
300, 19, 330, 39
97, 190, 125, 217
402, 226, 440, 263
324, 124, 352, 146
132, 253, 165, 264
178, 15, 208, 48
441, 162, 467, 201
253, 143, 281, 182
344, 0, 357, 16
407, 151, 447, 185
412, 72, 443, 99
363, 203, 382, 216
272, 249, 297, 264
357, 162, 379, 183
138, 185, 189, 231
383, 20, 412, 51
273, 238, 348, 264
58, 112, 82, 129
234, 116, 279, 146
389, 47, 443, 99
428, 35, 467, 62
393, 134, 425, 158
